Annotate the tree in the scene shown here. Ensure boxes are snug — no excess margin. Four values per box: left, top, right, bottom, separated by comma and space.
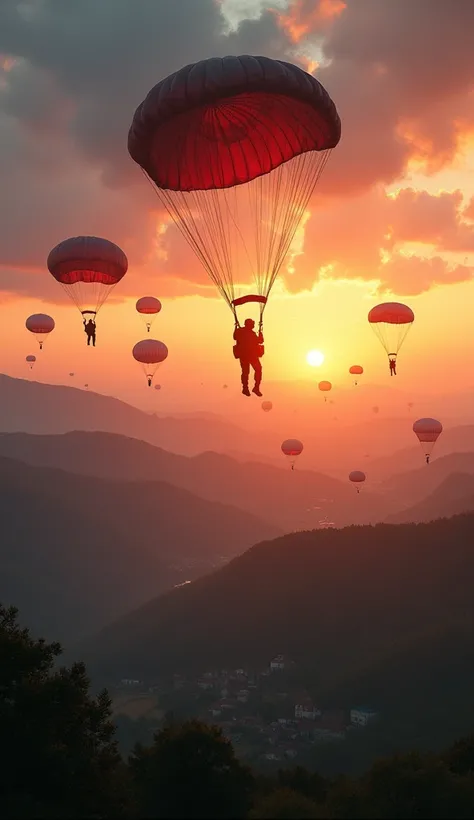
359, 752, 474, 819
250, 787, 325, 819
129, 718, 254, 818
0, 604, 129, 818
277, 766, 328, 803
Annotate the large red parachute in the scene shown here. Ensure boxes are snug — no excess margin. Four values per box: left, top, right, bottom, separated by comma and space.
128, 56, 340, 324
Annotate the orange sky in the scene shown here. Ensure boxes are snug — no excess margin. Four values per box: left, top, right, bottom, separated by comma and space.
0, 0, 474, 424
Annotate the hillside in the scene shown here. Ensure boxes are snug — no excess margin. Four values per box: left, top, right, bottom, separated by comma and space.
0, 430, 396, 530
367, 427, 474, 480
0, 373, 264, 458
386, 473, 474, 524
379, 452, 474, 507
81, 513, 474, 685
0, 456, 278, 642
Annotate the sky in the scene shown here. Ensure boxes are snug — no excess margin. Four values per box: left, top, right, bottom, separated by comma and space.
1, 0, 474, 420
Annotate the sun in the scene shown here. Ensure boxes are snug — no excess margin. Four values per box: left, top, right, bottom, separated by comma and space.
306, 349, 325, 367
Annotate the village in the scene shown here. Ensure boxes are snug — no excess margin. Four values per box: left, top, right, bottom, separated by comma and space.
116, 655, 379, 765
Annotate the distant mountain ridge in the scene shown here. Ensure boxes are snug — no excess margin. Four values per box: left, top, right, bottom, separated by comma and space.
0, 454, 279, 642
386, 472, 474, 524
80, 513, 474, 687
0, 430, 397, 530
0, 373, 265, 458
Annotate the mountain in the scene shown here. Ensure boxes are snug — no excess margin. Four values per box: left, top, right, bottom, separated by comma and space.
0, 456, 279, 643
0, 373, 266, 458
0, 430, 397, 530
367, 426, 474, 480
378, 452, 474, 507
80, 513, 474, 686
386, 473, 474, 524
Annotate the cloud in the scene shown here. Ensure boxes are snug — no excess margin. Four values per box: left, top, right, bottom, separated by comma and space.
378, 254, 473, 296
286, 186, 474, 294
0, 0, 473, 308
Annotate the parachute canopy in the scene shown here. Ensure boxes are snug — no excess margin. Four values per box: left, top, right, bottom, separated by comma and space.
281, 438, 303, 470
69, 372, 75, 377
318, 380, 332, 391
262, 401, 273, 412
372, 405, 379, 414
26, 354, 36, 369
413, 417, 442, 463
26, 313, 55, 349
154, 383, 162, 391
47, 236, 128, 317
349, 365, 363, 375
128, 56, 340, 322
349, 470, 366, 482
368, 302, 414, 359
136, 296, 162, 332
133, 339, 168, 387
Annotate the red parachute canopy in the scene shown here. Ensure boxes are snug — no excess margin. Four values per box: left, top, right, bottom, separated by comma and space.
413, 417, 442, 463
136, 296, 162, 332
318, 380, 332, 391
368, 302, 414, 360
349, 470, 366, 483
25, 354, 36, 369
133, 339, 168, 387
26, 313, 55, 349
262, 401, 273, 412
281, 438, 304, 470
349, 365, 363, 375
154, 383, 162, 391
128, 56, 340, 324
47, 236, 128, 318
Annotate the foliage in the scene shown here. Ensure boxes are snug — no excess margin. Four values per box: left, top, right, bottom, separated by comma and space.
0, 604, 131, 818
129, 718, 254, 818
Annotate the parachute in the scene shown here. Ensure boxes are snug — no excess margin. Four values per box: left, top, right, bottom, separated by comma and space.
318, 380, 332, 402
349, 364, 363, 386
368, 302, 414, 372
25, 354, 36, 370
69, 372, 75, 377
128, 56, 340, 331
26, 314, 55, 350
281, 438, 303, 470
154, 383, 162, 391
372, 405, 379, 415
413, 417, 442, 465
262, 401, 273, 412
349, 470, 366, 493
133, 339, 168, 387
136, 296, 162, 332
47, 236, 128, 329
84, 384, 88, 389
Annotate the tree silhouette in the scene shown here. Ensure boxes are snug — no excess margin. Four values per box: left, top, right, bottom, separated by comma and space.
250, 787, 324, 818
0, 604, 129, 818
129, 718, 254, 818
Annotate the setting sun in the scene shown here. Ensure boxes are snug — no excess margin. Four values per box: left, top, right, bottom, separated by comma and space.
306, 349, 325, 367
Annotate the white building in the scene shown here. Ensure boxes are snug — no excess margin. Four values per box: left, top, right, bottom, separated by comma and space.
269, 654, 291, 671
295, 701, 321, 720
350, 707, 378, 727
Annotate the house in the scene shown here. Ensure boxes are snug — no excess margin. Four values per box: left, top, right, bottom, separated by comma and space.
350, 707, 378, 727
198, 678, 214, 690
209, 703, 222, 717
269, 654, 292, 672
295, 700, 321, 720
